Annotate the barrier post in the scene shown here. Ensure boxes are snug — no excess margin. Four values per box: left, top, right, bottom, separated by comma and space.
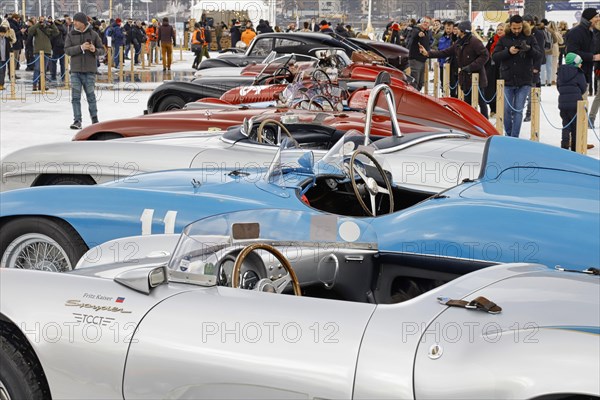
457, 69, 464, 100
576, 100, 588, 154
39, 51, 47, 93
119, 46, 124, 83
529, 87, 541, 142
496, 80, 505, 135
179, 43, 183, 61
443, 63, 450, 97
433, 61, 439, 99
62, 55, 71, 89
471, 73, 479, 110
423, 63, 429, 95
107, 47, 113, 82
9, 52, 16, 97
140, 44, 149, 69
130, 49, 135, 81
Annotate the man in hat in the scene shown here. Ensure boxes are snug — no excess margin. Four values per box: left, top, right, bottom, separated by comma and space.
157, 17, 176, 71
420, 20, 489, 118
28, 15, 59, 91
64, 12, 104, 129
566, 8, 600, 90
557, 52, 587, 150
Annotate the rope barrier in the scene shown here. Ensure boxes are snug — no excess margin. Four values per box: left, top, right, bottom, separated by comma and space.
504, 96, 525, 113
0, 59, 9, 69
587, 114, 600, 142
26, 55, 40, 66
478, 87, 497, 104
539, 102, 578, 130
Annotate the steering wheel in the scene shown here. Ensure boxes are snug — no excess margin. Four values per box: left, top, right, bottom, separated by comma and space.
349, 150, 394, 216
257, 119, 294, 144
232, 243, 302, 296
312, 69, 332, 85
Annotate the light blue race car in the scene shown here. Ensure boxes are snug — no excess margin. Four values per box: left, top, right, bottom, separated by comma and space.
0, 130, 598, 289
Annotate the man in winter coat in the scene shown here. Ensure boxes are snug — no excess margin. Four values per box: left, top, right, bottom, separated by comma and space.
420, 20, 489, 118
407, 17, 432, 91
64, 12, 105, 130
565, 8, 600, 92
157, 17, 176, 71
28, 15, 59, 91
492, 15, 542, 137
107, 18, 125, 67
557, 53, 587, 150
49, 18, 67, 81
523, 14, 546, 122
318, 20, 334, 34
230, 20, 241, 48
7, 14, 24, 71
0, 26, 12, 90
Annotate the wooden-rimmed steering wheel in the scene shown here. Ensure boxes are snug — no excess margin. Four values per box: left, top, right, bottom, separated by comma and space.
232, 243, 302, 296
349, 150, 394, 216
257, 119, 294, 144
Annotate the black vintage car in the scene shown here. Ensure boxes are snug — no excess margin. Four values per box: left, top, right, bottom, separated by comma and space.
145, 33, 408, 114
198, 32, 408, 70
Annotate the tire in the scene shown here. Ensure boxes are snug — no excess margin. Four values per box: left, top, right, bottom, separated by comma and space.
0, 330, 49, 400
156, 95, 186, 112
0, 217, 88, 272
42, 175, 95, 186
89, 132, 123, 141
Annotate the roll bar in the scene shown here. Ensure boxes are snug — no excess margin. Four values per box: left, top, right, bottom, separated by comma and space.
364, 84, 402, 145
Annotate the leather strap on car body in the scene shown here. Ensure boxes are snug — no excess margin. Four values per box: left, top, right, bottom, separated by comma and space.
438, 296, 502, 314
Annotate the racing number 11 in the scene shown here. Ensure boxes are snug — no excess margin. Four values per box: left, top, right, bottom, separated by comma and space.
140, 209, 178, 235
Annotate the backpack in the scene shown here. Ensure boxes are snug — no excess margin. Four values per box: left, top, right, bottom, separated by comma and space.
543, 29, 552, 50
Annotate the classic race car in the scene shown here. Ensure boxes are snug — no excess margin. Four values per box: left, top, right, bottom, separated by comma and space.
197, 32, 409, 70
144, 48, 402, 113
1, 86, 486, 192
0, 123, 598, 273
81, 77, 497, 141
0, 209, 598, 399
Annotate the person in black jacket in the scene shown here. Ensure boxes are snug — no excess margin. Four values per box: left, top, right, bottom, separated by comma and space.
523, 14, 546, 122
49, 18, 66, 82
7, 14, 24, 71
557, 53, 587, 150
420, 20, 490, 118
492, 15, 542, 137
0, 26, 12, 90
407, 17, 432, 91
230, 20, 241, 48
565, 8, 600, 93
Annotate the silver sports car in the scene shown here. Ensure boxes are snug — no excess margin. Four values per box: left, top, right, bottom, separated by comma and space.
1, 209, 598, 399
0, 86, 485, 194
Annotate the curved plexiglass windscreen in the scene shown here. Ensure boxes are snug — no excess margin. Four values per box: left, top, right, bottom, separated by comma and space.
167, 209, 378, 286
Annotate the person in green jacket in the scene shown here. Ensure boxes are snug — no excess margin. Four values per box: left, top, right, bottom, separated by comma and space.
28, 15, 58, 90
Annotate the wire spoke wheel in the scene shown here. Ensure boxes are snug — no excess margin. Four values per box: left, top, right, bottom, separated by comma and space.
2, 233, 72, 272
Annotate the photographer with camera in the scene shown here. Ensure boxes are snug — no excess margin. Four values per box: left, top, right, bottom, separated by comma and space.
419, 20, 489, 118
64, 12, 104, 129
492, 14, 542, 137
28, 15, 59, 91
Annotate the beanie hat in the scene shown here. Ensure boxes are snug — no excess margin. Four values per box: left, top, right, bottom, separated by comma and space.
73, 12, 88, 25
319, 19, 328, 26
565, 52, 583, 67
582, 8, 599, 21
115, 18, 122, 24
457, 20, 472, 32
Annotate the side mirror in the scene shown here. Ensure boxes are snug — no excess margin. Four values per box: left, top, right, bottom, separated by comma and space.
114, 266, 168, 294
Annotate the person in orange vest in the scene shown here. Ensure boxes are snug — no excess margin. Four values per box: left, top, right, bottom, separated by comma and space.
145, 19, 159, 63
191, 22, 206, 69
241, 22, 256, 47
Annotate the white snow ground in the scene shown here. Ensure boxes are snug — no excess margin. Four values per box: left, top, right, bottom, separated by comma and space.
1, 50, 599, 159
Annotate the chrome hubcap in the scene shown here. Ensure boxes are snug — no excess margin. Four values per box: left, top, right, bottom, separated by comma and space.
0, 379, 11, 400
1, 233, 71, 272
